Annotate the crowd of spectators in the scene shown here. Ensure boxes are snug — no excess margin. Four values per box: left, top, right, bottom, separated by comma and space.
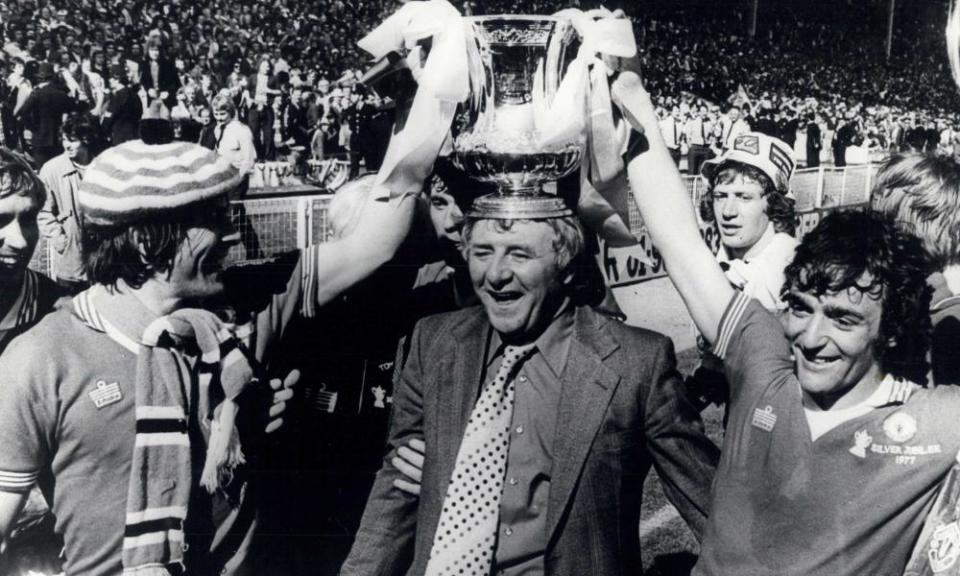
0, 0, 959, 176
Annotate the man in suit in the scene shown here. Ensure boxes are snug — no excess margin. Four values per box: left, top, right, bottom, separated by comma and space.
101, 62, 143, 146
16, 62, 80, 168
341, 190, 719, 575
805, 113, 821, 168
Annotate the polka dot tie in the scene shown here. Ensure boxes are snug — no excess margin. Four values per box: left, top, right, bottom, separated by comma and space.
424, 344, 536, 576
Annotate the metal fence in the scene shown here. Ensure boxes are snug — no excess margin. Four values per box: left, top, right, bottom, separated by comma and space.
30, 194, 336, 278
29, 164, 875, 281
610, 164, 876, 287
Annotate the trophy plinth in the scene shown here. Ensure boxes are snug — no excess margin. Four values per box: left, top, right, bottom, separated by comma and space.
452, 15, 583, 198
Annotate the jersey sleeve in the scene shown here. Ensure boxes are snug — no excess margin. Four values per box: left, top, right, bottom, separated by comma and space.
713, 290, 794, 406
0, 337, 57, 493
225, 247, 321, 362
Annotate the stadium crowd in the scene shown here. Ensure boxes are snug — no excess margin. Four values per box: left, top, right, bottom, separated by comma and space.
3, 0, 960, 178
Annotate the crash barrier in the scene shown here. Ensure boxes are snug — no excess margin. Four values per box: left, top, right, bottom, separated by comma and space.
602, 164, 876, 288
29, 165, 875, 282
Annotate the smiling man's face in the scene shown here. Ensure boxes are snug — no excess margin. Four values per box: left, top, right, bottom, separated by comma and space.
0, 192, 40, 290
783, 277, 886, 410
467, 219, 570, 345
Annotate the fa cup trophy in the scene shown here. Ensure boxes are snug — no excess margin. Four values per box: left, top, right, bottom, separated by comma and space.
452, 16, 582, 195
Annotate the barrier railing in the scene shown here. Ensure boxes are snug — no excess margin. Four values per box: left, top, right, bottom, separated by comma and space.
607, 164, 876, 287
28, 164, 875, 282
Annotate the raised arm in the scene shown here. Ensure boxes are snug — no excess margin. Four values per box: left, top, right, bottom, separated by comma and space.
309, 189, 417, 309
613, 72, 733, 343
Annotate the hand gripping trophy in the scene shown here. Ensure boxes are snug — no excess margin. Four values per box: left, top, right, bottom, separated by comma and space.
356, 0, 637, 222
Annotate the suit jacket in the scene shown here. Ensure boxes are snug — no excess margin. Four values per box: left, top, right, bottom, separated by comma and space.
140, 58, 180, 110
806, 122, 822, 153
103, 85, 143, 145
17, 83, 78, 147
341, 306, 719, 576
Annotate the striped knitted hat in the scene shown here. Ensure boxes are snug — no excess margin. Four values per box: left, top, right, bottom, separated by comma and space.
79, 141, 242, 226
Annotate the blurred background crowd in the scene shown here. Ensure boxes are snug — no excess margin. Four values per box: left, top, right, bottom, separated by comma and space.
2, 0, 960, 177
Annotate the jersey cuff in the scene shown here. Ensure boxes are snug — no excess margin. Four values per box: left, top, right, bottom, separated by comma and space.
0, 469, 39, 493
714, 290, 751, 360
300, 244, 319, 319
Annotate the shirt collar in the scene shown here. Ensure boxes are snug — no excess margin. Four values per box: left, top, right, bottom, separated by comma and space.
867, 374, 919, 408
0, 269, 37, 331
801, 374, 918, 414
487, 302, 574, 378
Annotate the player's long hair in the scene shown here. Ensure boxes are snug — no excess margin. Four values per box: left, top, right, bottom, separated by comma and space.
783, 210, 933, 384
82, 199, 230, 290
699, 162, 797, 236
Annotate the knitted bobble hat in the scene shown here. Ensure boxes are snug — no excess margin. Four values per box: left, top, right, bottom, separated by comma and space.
79, 141, 242, 226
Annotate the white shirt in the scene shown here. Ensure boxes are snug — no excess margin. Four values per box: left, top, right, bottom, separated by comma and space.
804, 374, 918, 441
660, 115, 682, 150
720, 117, 751, 150
716, 223, 798, 312
684, 116, 710, 146
215, 119, 257, 176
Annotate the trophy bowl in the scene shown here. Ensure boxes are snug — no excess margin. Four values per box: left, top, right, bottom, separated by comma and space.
452, 15, 584, 196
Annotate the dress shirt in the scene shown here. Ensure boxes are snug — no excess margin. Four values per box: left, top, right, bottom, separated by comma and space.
720, 117, 751, 150
659, 116, 681, 150
483, 305, 574, 576
215, 118, 256, 176
684, 117, 710, 147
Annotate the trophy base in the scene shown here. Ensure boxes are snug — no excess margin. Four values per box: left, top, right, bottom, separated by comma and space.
496, 184, 541, 196
468, 191, 572, 220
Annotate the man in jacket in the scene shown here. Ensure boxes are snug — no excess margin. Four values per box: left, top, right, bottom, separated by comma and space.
341, 191, 719, 575
16, 62, 80, 168
37, 113, 95, 293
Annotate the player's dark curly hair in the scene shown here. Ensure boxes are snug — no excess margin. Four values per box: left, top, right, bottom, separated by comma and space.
782, 210, 934, 384
699, 162, 797, 236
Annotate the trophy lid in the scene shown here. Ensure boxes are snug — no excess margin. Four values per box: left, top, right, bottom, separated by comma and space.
467, 193, 572, 220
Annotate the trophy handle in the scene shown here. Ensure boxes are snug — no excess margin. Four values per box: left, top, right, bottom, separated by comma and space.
948, 0, 960, 92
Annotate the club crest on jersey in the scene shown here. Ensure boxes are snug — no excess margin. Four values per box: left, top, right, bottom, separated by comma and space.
850, 430, 872, 458
929, 521, 960, 573
883, 412, 917, 443
89, 380, 122, 408
751, 405, 777, 432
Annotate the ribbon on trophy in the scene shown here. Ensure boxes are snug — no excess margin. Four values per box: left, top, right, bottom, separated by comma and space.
357, 0, 473, 200
536, 8, 639, 246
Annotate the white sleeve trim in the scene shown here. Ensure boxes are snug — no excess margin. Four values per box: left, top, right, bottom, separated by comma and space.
714, 291, 751, 360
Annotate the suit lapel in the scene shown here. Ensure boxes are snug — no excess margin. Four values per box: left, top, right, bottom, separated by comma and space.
546, 308, 621, 545
437, 309, 490, 482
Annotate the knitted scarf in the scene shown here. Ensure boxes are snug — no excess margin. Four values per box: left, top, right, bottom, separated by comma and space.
73, 291, 255, 576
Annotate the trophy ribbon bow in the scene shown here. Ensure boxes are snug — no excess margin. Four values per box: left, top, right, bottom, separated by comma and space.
358, 0, 471, 200
539, 8, 638, 245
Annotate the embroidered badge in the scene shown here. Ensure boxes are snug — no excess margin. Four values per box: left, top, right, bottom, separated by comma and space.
883, 412, 917, 444
313, 383, 338, 414
88, 380, 122, 409
371, 385, 393, 409
929, 521, 960, 573
850, 429, 873, 458
733, 134, 760, 155
751, 405, 777, 432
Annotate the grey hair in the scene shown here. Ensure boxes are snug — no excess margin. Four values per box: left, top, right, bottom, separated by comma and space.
462, 215, 586, 271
